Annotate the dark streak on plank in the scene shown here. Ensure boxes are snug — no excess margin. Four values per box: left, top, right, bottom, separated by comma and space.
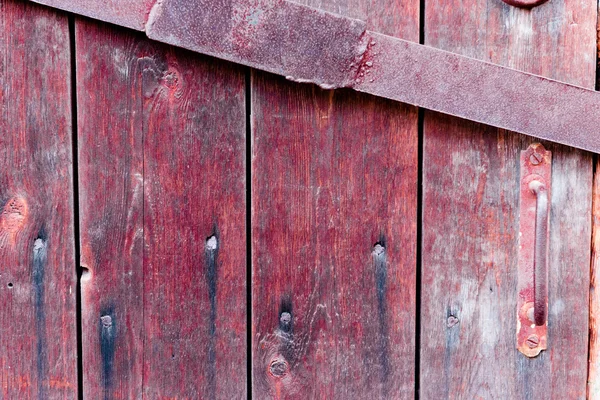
33, 233, 48, 399
205, 231, 219, 399
372, 240, 389, 386
99, 306, 115, 399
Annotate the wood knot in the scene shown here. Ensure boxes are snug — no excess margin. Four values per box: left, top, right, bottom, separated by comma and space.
161, 68, 180, 90
1, 197, 28, 235
268, 357, 289, 378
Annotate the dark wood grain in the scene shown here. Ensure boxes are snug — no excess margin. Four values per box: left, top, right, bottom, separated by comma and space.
421, 1, 595, 398
251, 0, 419, 398
0, 0, 77, 398
76, 20, 247, 399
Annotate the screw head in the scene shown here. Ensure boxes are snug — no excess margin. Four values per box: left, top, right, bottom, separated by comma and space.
446, 315, 459, 328
101, 315, 113, 328
529, 153, 543, 165
280, 312, 292, 325
526, 334, 540, 348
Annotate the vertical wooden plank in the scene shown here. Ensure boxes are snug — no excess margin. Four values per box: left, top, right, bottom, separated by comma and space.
590, 157, 600, 398
251, 0, 419, 398
421, 1, 595, 399
77, 20, 246, 399
588, 7, 600, 395
0, 0, 77, 398
76, 22, 144, 399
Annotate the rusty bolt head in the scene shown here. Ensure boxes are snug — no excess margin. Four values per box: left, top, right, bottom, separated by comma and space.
529, 153, 543, 165
526, 334, 540, 349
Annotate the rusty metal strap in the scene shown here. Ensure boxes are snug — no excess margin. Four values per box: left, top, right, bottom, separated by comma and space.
31, 0, 600, 153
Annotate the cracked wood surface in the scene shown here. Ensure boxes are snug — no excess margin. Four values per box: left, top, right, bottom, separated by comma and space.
76, 19, 247, 398
420, 0, 594, 398
0, 1, 77, 398
251, 0, 418, 398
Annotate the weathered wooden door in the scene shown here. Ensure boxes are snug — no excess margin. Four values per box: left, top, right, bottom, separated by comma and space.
0, 0, 598, 398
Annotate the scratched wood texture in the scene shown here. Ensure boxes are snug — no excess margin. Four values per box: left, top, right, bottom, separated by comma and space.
421, 1, 595, 399
76, 20, 247, 399
0, 0, 77, 398
251, 0, 419, 398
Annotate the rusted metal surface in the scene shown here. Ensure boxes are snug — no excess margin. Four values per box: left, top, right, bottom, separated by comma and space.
517, 143, 551, 358
354, 33, 600, 154
146, 0, 368, 89
529, 179, 549, 326
30, 0, 153, 30
27, 0, 600, 153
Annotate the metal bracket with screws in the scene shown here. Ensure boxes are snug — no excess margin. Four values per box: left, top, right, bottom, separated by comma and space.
517, 143, 551, 358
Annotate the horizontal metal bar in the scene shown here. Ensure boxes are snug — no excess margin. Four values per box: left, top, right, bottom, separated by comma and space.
30, 0, 600, 153
355, 33, 600, 153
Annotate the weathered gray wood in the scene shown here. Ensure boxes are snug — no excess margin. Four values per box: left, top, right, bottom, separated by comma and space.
421, 0, 595, 398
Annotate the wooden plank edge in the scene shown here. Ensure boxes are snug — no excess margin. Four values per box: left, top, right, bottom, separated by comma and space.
589, 156, 600, 398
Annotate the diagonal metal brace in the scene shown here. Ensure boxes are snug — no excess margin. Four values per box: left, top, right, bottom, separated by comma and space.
31, 0, 600, 153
